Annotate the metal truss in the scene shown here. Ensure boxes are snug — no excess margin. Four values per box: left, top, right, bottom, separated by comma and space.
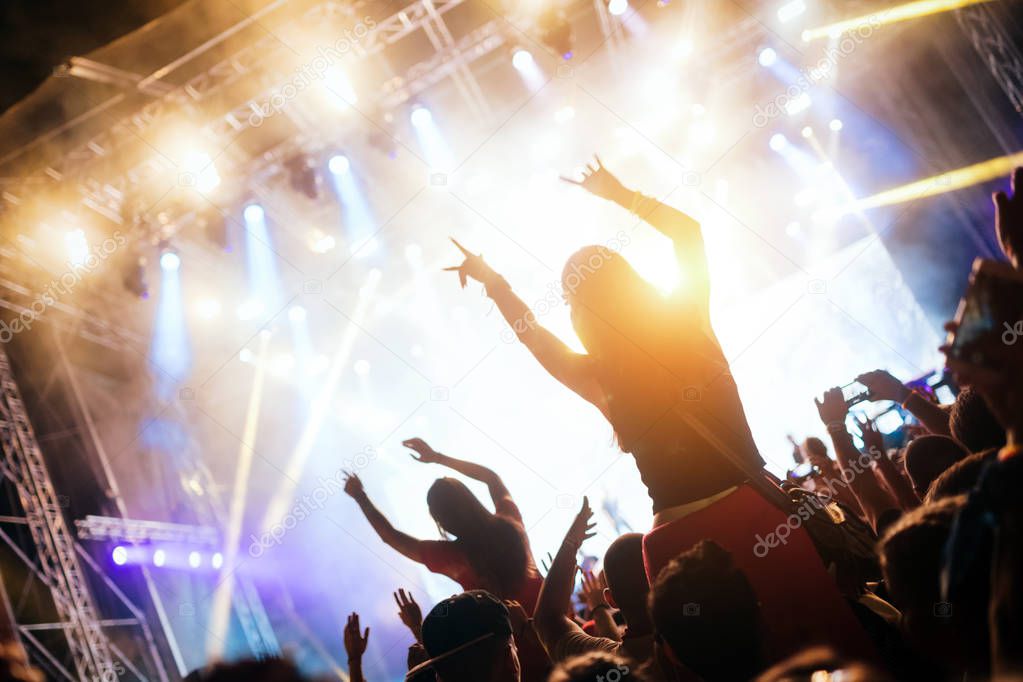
956, 3, 1023, 116
0, 346, 117, 680
75, 515, 220, 547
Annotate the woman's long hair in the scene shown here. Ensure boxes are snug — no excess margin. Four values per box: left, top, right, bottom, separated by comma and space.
561, 246, 723, 452
426, 478, 531, 598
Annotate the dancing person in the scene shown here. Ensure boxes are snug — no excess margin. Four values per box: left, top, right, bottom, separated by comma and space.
343, 438, 542, 609
447, 157, 876, 660
534, 498, 654, 666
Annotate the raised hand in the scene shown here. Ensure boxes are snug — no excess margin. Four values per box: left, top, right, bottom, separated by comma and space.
560, 156, 630, 204
993, 167, 1023, 268
566, 496, 597, 552
855, 415, 885, 459
443, 238, 498, 289
855, 369, 910, 403
578, 570, 608, 611
403, 438, 441, 464
394, 588, 423, 642
815, 387, 848, 429
343, 612, 370, 660
343, 472, 365, 499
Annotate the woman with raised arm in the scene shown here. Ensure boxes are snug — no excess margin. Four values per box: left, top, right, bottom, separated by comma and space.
344, 438, 543, 610
448, 158, 877, 662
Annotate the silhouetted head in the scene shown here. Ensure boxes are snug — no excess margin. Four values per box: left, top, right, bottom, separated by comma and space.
801, 437, 830, 466
949, 387, 1005, 453
649, 540, 762, 681
420, 591, 519, 682
561, 246, 661, 358
925, 448, 998, 502
904, 436, 968, 498
549, 651, 649, 682
427, 477, 490, 537
602, 533, 651, 631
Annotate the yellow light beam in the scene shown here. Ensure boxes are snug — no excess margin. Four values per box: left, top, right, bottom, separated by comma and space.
207, 329, 271, 659
801, 0, 994, 42
838, 151, 1023, 215
259, 269, 382, 535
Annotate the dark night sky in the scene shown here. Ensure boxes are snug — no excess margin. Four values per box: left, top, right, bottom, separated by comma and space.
0, 0, 189, 113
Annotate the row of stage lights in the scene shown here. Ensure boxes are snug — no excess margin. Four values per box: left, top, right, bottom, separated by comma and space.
111, 545, 224, 571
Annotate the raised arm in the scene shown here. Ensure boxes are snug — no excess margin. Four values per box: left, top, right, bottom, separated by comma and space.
562, 156, 710, 313
403, 438, 511, 508
446, 240, 605, 410
815, 389, 900, 533
533, 497, 596, 656
344, 473, 429, 563
856, 370, 951, 437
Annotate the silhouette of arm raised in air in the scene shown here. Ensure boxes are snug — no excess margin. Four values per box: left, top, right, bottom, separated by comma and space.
344, 473, 429, 562
402, 437, 513, 510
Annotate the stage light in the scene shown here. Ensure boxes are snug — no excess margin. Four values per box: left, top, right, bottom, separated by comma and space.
801, 0, 990, 41
328, 155, 351, 175
769, 133, 788, 151
353, 359, 371, 376
325, 67, 357, 106
239, 348, 255, 363
212, 552, 223, 569
411, 106, 433, 128
289, 305, 307, 323
112, 546, 128, 566
153, 549, 166, 567
672, 39, 694, 60
243, 204, 265, 223
785, 92, 812, 116
65, 229, 89, 266
183, 150, 221, 192
196, 298, 221, 320
512, 48, 534, 71
829, 118, 844, 132
608, 0, 629, 16
758, 47, 778, 67
160, 251, 181, 272
188, 551, 201, 568
777, 0, 806, 22
801, 126, 814, 138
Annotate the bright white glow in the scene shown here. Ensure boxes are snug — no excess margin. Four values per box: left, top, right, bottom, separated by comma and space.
160, 251, 181, 272
328, 155, 351, 175
795, 188, 816, 207
769, 133, 788, 151
785, 221, 801, 236
555, 106, 575, 123
801, 126, 814, 138
608, 0, 629, 16
183, 150, 220, 192
829, 118, 844, 132
512, 49, 534, 71
289, 305, 307, 323
65, 229, 89, 266
112, 546, 127, 566
188, 551, 201, 568
325, 67, 358, 106
690, 103, 706, 118
308, 229, 336, 254
411, 106, 433, 127
239, 348, 255, 363
196, 298, 221, 319
272, 353, 296, 373
243, 204, 265, 223
212, 552, 223, 570
777, 0, 806, 23
237, 299, 264, 321
153, 549, 166, 567
758, 47, 778, 67
353, 359, 371, 376
672, 39, 694, 60
785, 92, 812, 116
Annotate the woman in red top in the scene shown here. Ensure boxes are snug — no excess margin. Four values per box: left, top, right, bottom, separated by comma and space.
343, 438, 543, 611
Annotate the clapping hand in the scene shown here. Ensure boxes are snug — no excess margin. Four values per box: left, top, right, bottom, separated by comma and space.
444, 238, 497, 289
394, 588, 423, 642
343, 612, 370, 661
560, 156, 630, 204
403, 438, 441, 464
993, 167, 1023, 268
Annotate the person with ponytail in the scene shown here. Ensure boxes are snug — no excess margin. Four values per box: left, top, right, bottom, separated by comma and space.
344, 438, 542, 610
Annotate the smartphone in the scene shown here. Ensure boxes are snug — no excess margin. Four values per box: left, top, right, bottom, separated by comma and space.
841, 381, 871, 408
946, 258, 1023, 370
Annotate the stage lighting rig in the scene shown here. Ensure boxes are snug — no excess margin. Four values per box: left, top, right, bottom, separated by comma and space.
538, 6, 574, 59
